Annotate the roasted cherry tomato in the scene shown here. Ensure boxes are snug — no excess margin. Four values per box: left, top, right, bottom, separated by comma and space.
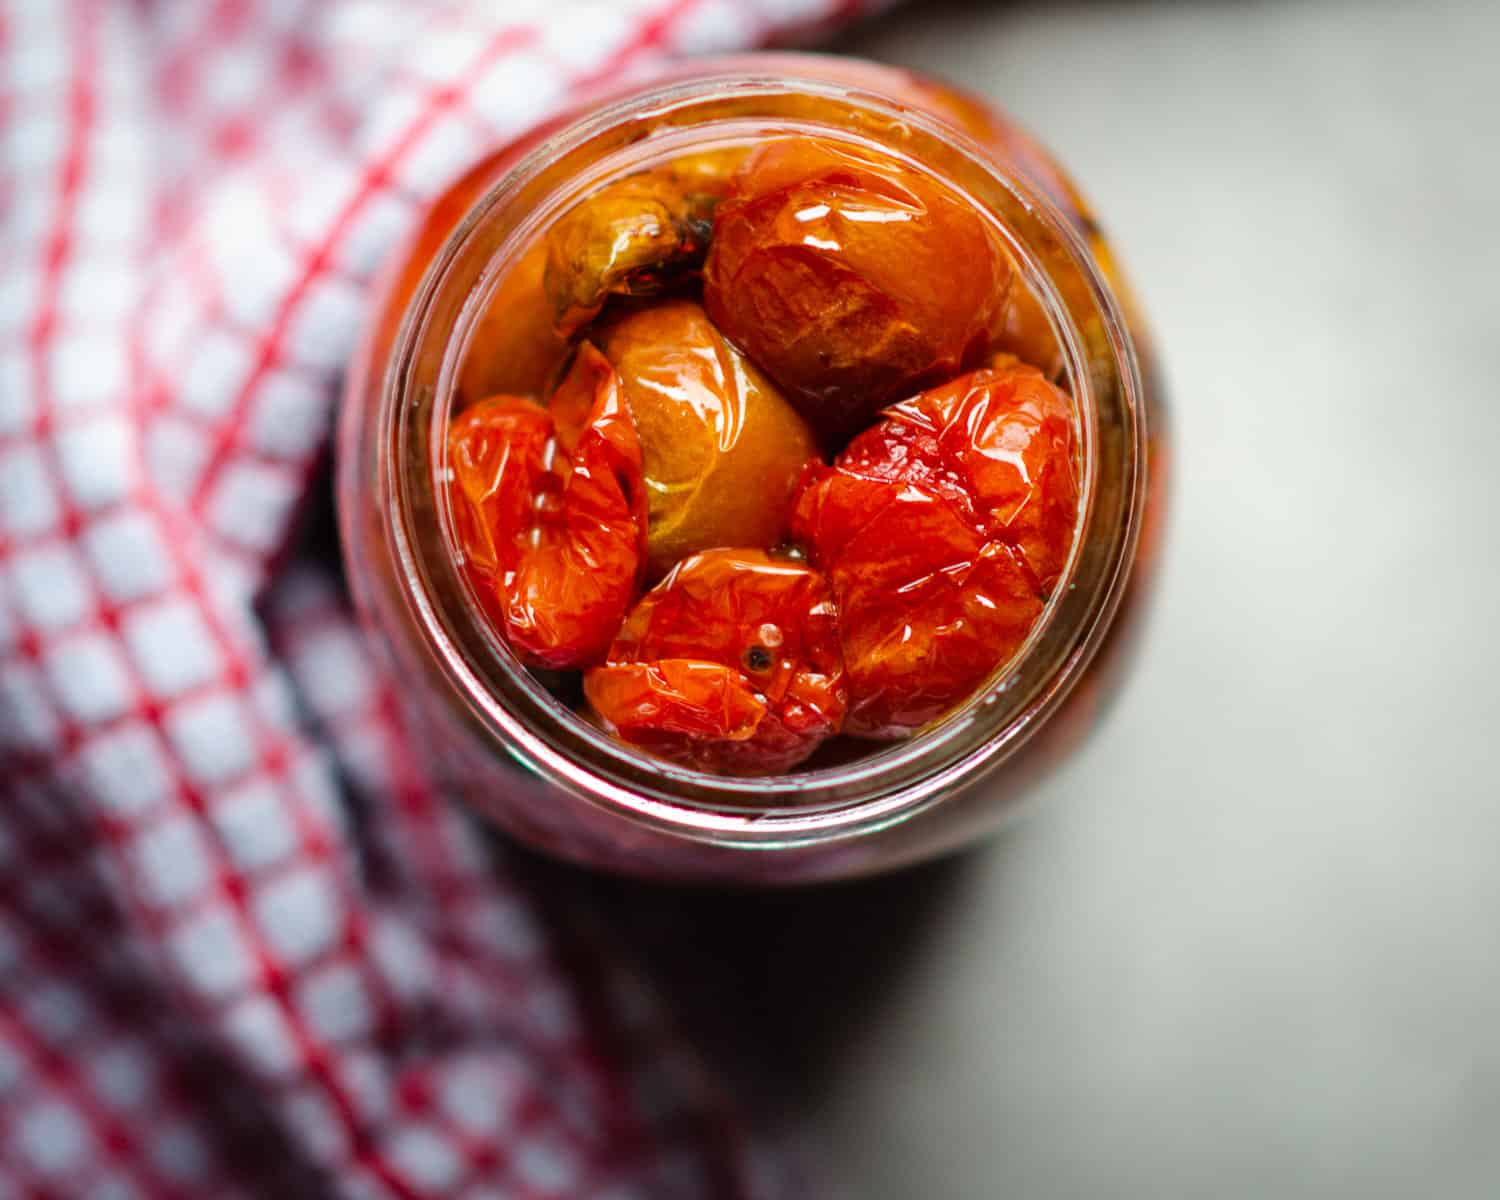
702, 138, 1011, 442
792, 358, 1078, 737
991, 280, 1065, 380
458, 238, 572, 405
597, 299, 819, 578
543, 149, 747, 337
584, 549, 847, 774
660, 147, 751, 195
447, 343, 647, 669
747, 56, 1102, 378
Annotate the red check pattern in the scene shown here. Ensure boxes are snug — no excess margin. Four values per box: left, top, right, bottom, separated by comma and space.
0, 2, 888, 1195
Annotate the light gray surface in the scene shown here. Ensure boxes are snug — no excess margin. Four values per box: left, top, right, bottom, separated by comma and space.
817, 2, 1500, 1196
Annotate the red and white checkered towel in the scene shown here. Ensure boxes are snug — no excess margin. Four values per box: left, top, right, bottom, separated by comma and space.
0, 2, 888, 1195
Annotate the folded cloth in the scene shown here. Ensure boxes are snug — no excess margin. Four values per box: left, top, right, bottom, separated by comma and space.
0, 2, 889, 1195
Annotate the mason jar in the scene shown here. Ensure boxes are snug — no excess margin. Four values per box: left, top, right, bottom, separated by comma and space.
336, 54, 1168, 883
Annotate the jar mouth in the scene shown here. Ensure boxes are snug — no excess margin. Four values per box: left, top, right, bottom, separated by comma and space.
381, 59, 1147, 847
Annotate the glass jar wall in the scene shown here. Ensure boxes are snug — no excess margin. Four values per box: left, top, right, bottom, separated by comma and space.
336, 54, 1168, 883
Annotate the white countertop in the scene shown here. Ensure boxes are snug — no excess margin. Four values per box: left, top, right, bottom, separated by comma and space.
756, 2, 1499, 1195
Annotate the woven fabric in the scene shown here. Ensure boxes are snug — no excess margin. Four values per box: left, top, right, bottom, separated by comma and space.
0, 2, 886, 1195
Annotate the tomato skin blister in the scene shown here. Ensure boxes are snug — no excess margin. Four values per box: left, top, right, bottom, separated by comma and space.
447, 344, 647, 669
543, 149, 748, 337
792, 359, 1078, 737
584, 549, 847, 774
882, 356, 1080, 594
702, 138, 1011, 443
597, 299, 819, 578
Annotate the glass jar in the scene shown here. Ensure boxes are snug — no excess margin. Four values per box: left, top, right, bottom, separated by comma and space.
337, 54, 1168, 884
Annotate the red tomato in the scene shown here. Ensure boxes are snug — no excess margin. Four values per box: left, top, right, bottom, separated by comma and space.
703, 137, 1011, 442
793, 359, 1078, 737
446, 343, 647, 669
584, 549, 847, 774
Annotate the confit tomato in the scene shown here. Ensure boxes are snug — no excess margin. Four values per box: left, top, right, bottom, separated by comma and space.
447, 343, 647, 669
544, 149, 748, 336
584, 549, 847, 775
703, 137, 1011, 442
597, 299, 819, 578
458, 237, 572, 405
732, 57, 1096, 381
792, 358, 1079, 737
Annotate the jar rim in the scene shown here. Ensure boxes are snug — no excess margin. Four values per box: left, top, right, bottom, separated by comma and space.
378, 59, 1148, 847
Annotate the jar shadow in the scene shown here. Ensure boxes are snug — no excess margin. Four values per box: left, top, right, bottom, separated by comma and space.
284, 466, 1003, 1112
502, 835, 1001, 1115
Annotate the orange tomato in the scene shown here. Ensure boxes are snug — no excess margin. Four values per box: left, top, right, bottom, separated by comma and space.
703, 137, 1011, 442
458, 238, 571, 404
542, 149, 748, 336
597, 299, 819, 577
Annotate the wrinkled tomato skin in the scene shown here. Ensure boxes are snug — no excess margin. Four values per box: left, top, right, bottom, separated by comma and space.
792, 359, 1078, 738
447, 344, 647, 669
584, 549, 847, 774
543, 148, 748, 337
703, 138, 1011, 443
882, 357, 1080, 593
793, 470, 1042, 739
597, 300, 819, 578
747, 56, 1111, 381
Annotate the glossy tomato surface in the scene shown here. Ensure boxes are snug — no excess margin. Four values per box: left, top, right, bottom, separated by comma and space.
543, 149, 748, 336
584, 548, 847, 774
598, 299, 818, 578
793, 358, 1079, 737
703, 138, 1011, 442
447, 344, 647, 668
